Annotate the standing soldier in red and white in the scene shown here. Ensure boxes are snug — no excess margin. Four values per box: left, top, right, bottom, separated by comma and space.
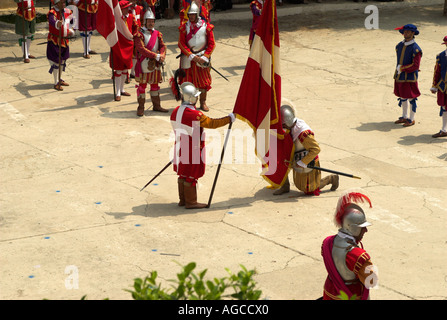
111, 0, 138, 101
14, 0, 37, 63
68, 0, 99, 59
47, 0, 75, 91
430, 36, 447, 138
178, 1, 215, 112
393, 24, 422, 127
321, 191, 378, 300
170, 82, 235, 209
134, 9, 168, 116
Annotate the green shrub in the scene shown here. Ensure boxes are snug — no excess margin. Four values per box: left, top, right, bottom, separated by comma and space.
126, 262, 263, 300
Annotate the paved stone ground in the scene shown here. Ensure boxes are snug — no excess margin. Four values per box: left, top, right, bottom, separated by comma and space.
0, 0, 446, 300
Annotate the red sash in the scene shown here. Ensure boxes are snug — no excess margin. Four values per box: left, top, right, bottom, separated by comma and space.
147, 29, 159, 51
186, 20, 205, 44
322, 235, 370, 300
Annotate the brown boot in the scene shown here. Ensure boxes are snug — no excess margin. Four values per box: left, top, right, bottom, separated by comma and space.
199, 90, 209, 112
273, 177, 290, 195
178, 178, 185, 206
151, 93, 168, 113
137, 96, 145, 117
183, 181, 207, 209
320, 174, 339, 191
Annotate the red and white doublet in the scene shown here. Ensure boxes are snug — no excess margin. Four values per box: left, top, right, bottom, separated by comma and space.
134, 27, 166, 96
131, 3, 144, 27
178, 18, 215, 91
170, 103, 230, 185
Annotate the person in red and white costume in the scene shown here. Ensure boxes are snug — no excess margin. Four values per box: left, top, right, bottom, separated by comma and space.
68, 0, 98, 58
178, 1, 215, 112
134, 9, 168, 116
14, 0, 37, 63
111, 0, 138, 101
170, 82, 235, 209
430, 36, 447, 138
321, 191, 378, 300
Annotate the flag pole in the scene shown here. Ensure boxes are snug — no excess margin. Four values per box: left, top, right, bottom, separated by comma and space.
84, 0, 88, 57
21, 0, 26, 60
206, 121, 233, 208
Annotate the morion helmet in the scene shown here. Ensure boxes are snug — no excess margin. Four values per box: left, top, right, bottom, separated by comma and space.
144, 9, 155, 20
188, 1, 200, 15
180, 82, 201, 105
280, 105, 296, 128
334, 191, 372, 237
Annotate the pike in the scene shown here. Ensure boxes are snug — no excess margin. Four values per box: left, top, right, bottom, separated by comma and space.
84, 0, 88, 57
140, 161, 172, 192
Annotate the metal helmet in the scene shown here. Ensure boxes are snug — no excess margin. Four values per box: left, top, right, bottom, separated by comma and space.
280, 105, 296, 128
144, 9, 155, 21
188, 1, 200, 15
340, 204, 371, 237
180, 82, 201, 105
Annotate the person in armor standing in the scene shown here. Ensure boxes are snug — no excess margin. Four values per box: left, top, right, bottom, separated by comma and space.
429, 36, 447, 138
321, 191, 378, 300
15, 0, 37, 63
178, 1, 215, 112
273, 105, 339, 196
111, 0, 138, 101
47, 0, 75, 91
170, 82, 235, 209
393, 24, 422, 127
68, 0, 98, 59
134, 9, 168, 116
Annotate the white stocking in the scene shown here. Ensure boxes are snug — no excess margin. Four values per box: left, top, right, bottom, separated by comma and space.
442, 111, 447, 132
22, 37, 29, 59
401, 99, 409, 119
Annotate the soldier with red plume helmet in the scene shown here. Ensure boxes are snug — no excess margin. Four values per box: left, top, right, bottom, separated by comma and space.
321, 191, 378, 300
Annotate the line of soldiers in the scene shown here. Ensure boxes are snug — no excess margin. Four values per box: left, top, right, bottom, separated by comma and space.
393, 24, 447, 138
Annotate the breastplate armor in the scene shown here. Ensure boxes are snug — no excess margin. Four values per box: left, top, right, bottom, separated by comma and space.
187, 23, 207, 53
143, 30, 159, 52
332, 235, 357, 282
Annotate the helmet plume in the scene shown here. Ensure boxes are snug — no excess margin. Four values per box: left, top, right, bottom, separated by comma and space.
334, 191, 372, 227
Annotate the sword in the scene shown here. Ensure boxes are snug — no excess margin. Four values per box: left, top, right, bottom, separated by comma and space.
206, 63, 229, 82
284, 159, 361, 179
307, 165, 361, 179
176, 53, 229, 81
140, 161, 172, 192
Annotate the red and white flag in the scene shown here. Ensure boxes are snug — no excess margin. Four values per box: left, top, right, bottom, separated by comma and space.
233, 0, 294, 188
97, 0, 133, 66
